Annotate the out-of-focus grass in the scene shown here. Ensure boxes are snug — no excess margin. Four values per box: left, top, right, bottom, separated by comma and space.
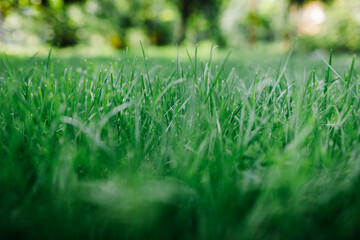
1, 43, 360, 240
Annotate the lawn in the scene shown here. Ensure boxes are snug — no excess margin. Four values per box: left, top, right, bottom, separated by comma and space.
1, 43, 360, 239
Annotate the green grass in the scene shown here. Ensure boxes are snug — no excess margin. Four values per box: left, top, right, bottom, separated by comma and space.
1, 44, 360, 240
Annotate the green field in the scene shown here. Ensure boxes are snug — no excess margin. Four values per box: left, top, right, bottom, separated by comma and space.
1, 44, 360, 239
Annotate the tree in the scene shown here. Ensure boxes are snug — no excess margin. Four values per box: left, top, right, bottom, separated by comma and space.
0, 11, 4, 42
248, 0, 258, 44
289, 0, 332, 5
93, 0, 144, 48
284, 0, 333, 40
169, 0, 226, 44
0, 0, 85, 46
0, 0, 29, 43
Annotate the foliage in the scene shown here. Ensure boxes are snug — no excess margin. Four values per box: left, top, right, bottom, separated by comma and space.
168, 0, 227, 44
0, 0, 85, 47
0, 0, 360, 49
299, 0, 360, 52
93, 0, 177, 46
289, 0, 333, 6
93, 0, 227, 46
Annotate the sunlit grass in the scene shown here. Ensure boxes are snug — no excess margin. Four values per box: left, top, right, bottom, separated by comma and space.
1, 44, 360, 239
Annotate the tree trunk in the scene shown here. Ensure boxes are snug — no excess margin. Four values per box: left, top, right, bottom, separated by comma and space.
249, 0, 258, 44
177, 15, 187, 44
176, 0, 190, 44
0, 11, 4, 43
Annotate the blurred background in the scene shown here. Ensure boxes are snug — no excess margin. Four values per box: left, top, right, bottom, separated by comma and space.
0, 0, 360, 52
